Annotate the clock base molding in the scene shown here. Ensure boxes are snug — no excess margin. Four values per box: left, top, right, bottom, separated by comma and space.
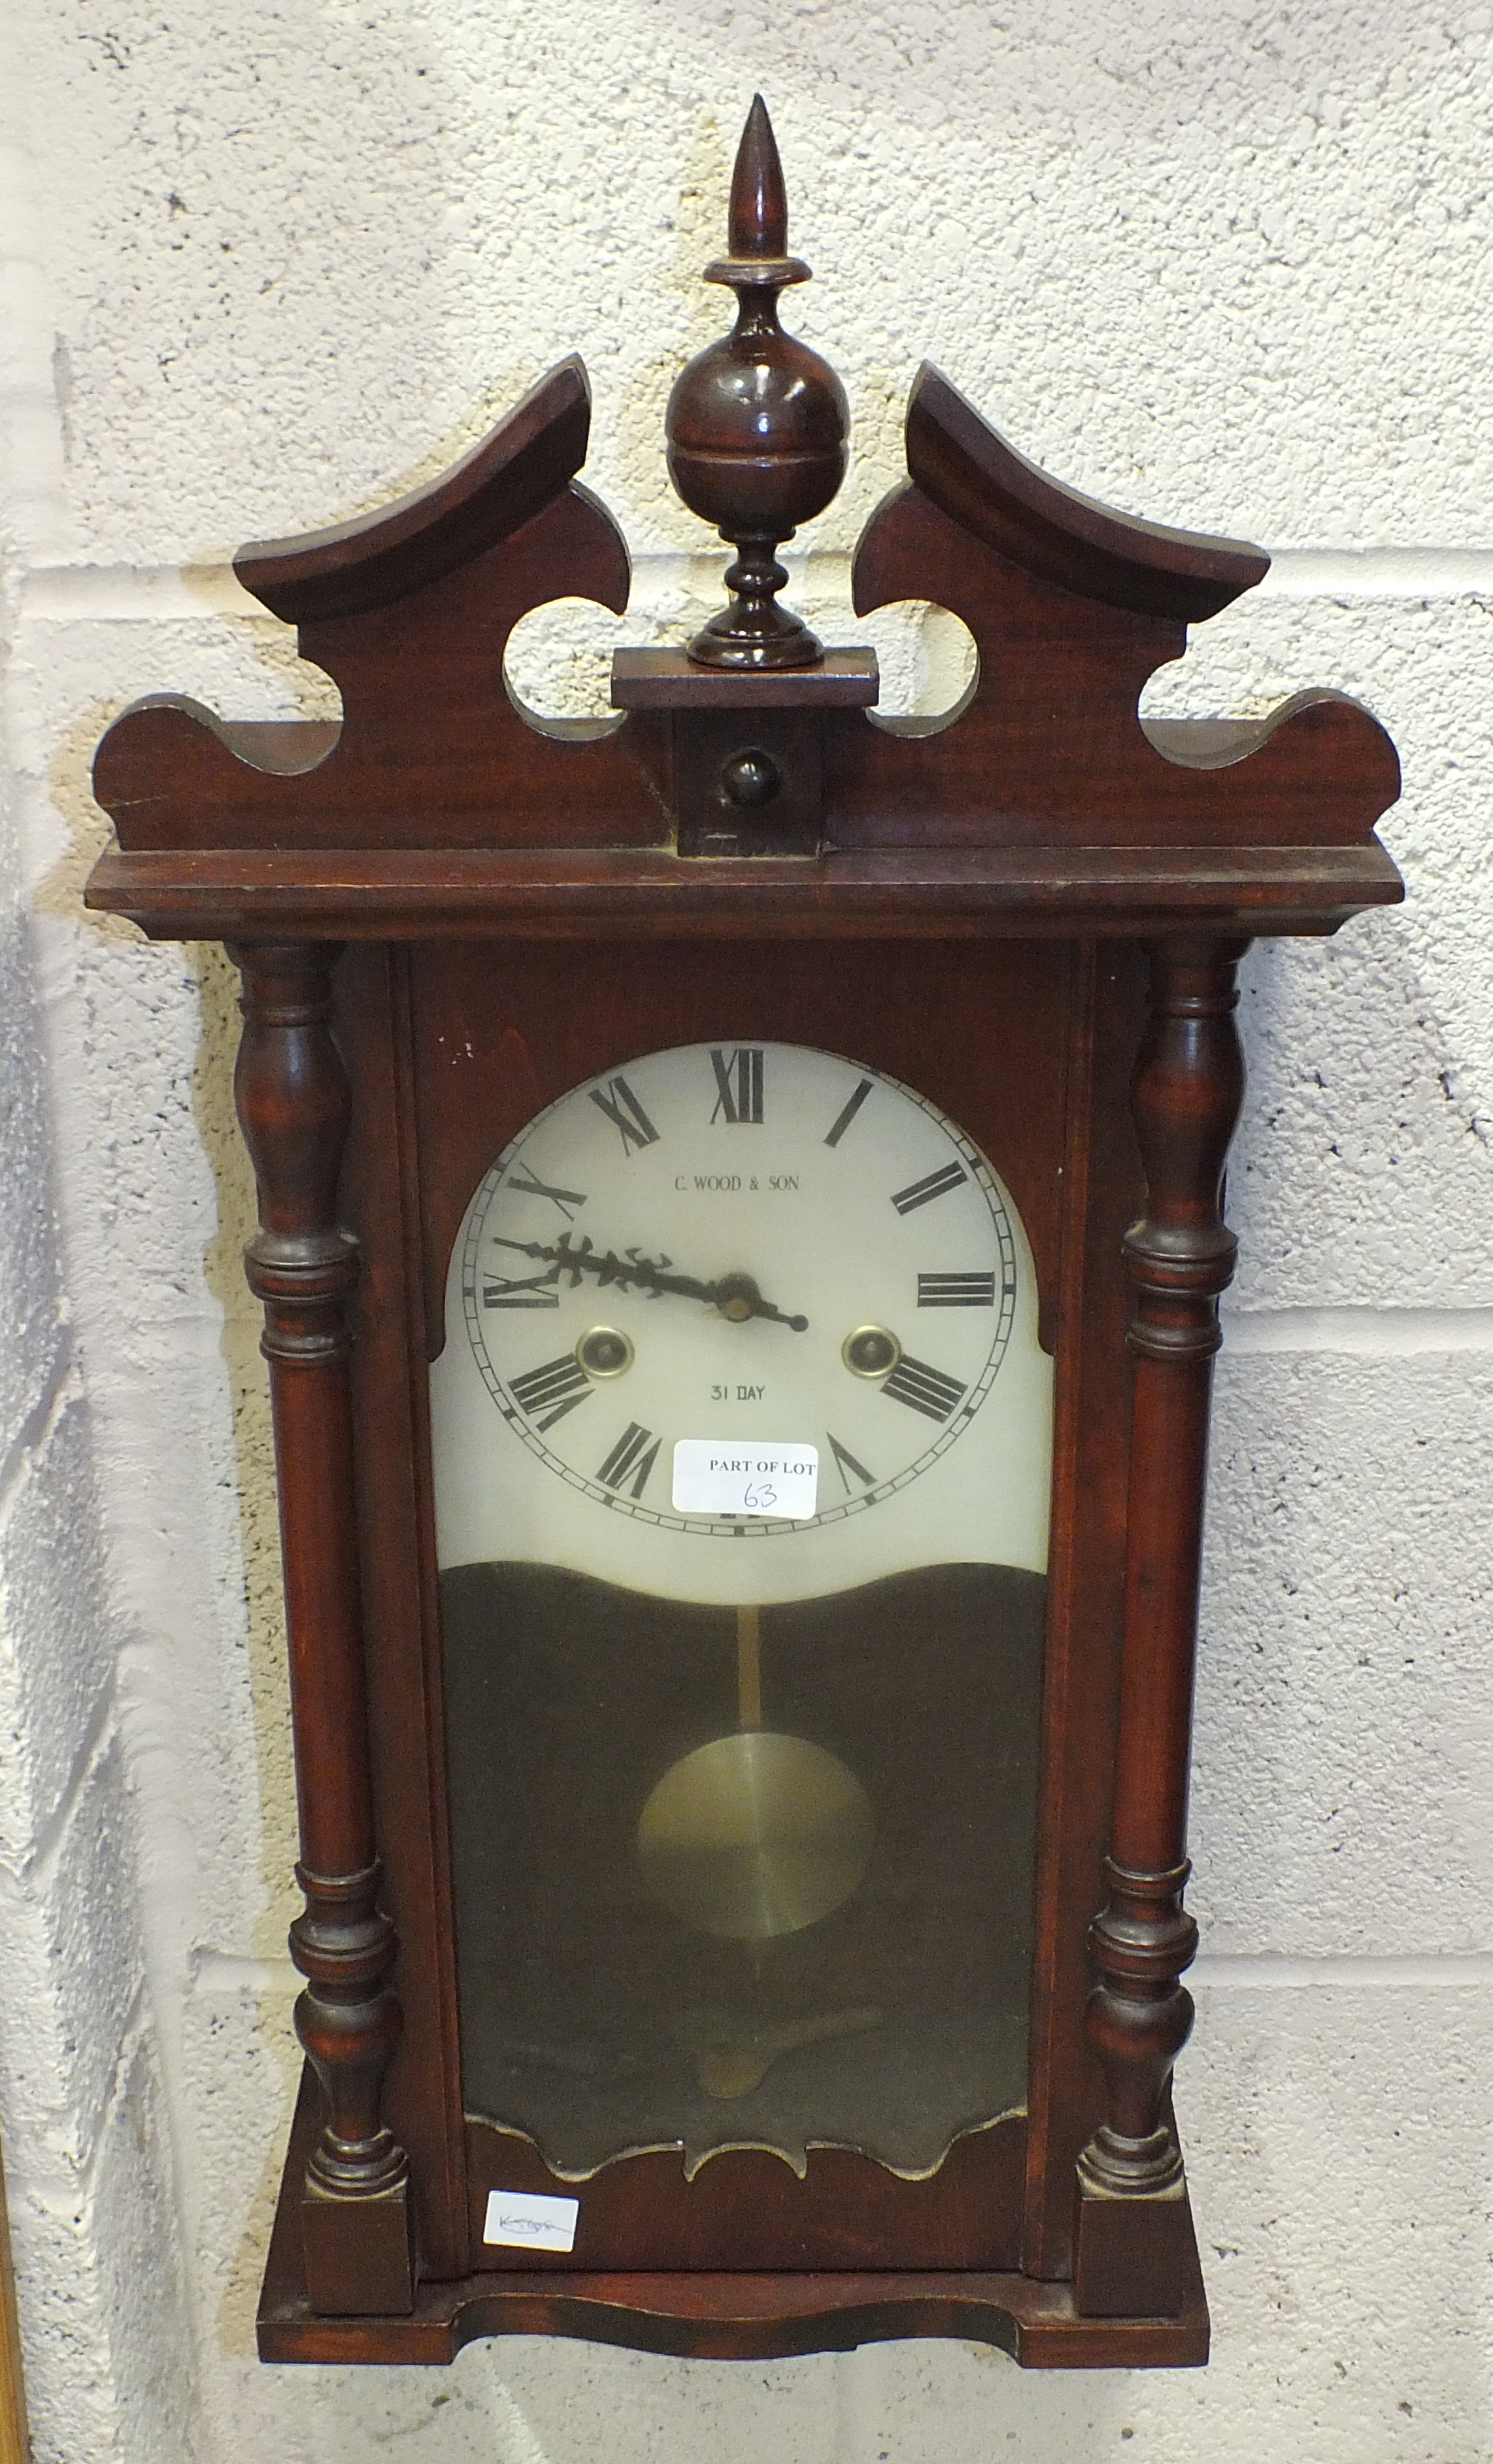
258, 2072, 1209, 2369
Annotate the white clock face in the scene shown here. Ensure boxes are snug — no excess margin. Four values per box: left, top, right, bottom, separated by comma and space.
430, 1041, 1053, 1606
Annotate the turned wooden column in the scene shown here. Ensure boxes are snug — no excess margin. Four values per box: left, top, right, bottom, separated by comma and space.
1075, 935, 1247, 2318
231, 942, 414, 2317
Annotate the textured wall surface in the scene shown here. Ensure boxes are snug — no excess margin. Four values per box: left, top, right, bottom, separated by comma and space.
0, 1, 1490, 2458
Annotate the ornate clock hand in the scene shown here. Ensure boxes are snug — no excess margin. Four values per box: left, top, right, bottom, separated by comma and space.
490, 1234, 809, 1330
492, 1232, 697, 1301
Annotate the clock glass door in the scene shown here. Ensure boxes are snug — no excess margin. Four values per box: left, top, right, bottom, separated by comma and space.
429, 1041, 1054, 2181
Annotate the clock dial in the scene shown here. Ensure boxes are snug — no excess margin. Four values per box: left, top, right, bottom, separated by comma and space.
431, 1041, 1052, 1604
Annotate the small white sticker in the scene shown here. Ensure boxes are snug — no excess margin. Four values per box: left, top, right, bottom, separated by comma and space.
482, 2189, 580, 2253
672, 1440, 819, 1520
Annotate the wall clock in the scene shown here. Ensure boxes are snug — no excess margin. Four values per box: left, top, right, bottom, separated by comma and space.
84, 99, 1401, 2369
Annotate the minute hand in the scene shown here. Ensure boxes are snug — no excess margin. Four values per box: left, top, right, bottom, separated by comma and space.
489, 1234, 808, 1331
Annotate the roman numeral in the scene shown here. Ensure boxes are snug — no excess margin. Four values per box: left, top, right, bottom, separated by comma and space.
503, 1166, 588, 1221
596, 1422, 660, 1499
824, 1076, 873, 1149
588, 1076, 660, 1155
881, 1355, 967, 1423
826, 1430, 876, 1494
917, 1272, 996, 1307
890, 1161, 967, 1214
482, 1268, 560, 1309
509, 1353, 594, 1430
709, 1047, 764, 1126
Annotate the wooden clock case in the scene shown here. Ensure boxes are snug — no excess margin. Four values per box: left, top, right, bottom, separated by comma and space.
85, 123, 1400, 2372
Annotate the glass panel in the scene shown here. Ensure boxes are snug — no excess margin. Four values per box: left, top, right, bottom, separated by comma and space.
429, 1041, 1053, 2178
443, 1561, 1043, 2176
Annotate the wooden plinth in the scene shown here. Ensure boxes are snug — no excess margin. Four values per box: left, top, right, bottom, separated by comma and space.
258, 2070, 1208, 2369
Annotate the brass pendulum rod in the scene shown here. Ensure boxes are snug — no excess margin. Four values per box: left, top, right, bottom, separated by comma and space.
736, 1604, 763, 1732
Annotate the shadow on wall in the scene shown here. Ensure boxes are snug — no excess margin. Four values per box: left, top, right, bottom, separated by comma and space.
40, 720, 303, 1953
296, 2332, 1151, 2464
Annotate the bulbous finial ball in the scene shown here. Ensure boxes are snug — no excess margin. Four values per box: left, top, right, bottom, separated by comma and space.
663, 96, 850, 667
665, 326, 849, 540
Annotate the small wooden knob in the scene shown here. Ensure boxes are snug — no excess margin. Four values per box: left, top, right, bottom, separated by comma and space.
665, 97, 849, 670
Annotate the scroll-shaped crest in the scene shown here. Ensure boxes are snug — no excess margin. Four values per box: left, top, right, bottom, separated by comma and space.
903, 363, 1268, 623
837, 363, 1400, 882
236, 355, 596, 626
93, 360, 662, 854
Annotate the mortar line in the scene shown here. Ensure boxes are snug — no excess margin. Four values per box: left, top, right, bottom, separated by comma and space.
1222, 1306, 1493, 1356
15, 543, 1493, 619
186, 1950, 294, 1997
1260, 546, 1493, 596
1193, 1951, 1490, 1989
186, 1948, 1490, 1999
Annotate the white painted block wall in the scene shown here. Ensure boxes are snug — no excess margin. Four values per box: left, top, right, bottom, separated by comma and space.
1, 3, 1489, 2459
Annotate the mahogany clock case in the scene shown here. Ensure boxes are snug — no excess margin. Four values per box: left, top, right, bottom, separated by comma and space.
83, 99, 1404, 2368
335, 932, 1144, 2296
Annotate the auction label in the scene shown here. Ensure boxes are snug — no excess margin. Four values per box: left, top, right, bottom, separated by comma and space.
482, 2188, 580, 2252
672, 1440, 818, 1519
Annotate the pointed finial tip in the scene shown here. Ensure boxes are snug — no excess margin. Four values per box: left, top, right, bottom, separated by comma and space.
728, 91, 788, 258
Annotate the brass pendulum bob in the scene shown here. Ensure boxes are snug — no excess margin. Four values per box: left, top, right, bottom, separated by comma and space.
637, 1604, 873, 1944
665, 95, 850, 670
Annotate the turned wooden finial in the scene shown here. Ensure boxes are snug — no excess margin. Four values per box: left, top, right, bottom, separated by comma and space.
665, 96, 849, 669
727, 91, 789, 258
